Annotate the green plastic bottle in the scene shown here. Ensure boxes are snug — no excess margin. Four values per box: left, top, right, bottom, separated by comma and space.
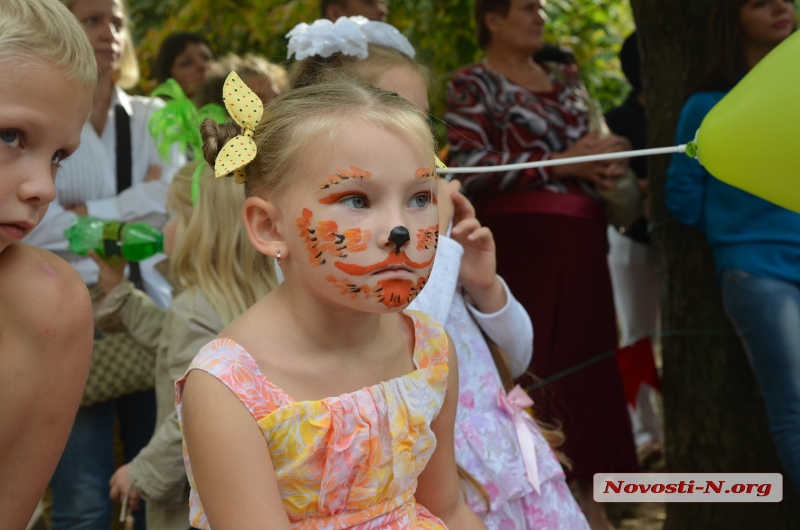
64, 216, 163, 262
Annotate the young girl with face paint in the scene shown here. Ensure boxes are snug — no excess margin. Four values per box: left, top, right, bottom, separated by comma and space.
287, 16, 589, 529
175, 76, 487, 529
90, 162, 277, 529
0, 0, 97, 527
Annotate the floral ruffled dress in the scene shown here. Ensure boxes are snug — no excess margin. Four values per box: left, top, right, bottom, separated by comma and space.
175, 310, 450, 529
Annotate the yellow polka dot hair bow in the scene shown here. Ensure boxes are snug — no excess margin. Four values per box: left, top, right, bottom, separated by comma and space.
215, 71, 263, 184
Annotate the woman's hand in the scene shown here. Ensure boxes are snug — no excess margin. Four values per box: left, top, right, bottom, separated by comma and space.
89, 251, 127, 295
144, 165, 162, 182
551, 131, 631, 189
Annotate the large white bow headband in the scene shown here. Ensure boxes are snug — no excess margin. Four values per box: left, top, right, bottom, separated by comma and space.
286, 16, 415, 61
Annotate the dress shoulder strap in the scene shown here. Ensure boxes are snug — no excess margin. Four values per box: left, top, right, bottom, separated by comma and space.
177, 338, 290, 421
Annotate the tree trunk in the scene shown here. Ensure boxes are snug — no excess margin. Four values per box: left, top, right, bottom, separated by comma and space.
630, 0, 800, 526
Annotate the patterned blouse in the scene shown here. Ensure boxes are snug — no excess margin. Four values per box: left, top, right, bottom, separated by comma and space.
175, 310, 450, 529
444, 62, 595, 197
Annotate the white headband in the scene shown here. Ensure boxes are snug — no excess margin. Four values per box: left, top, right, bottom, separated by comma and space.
286, 16, 416, 61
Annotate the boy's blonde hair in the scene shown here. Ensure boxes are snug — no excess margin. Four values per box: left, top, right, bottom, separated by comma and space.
168, 162, 278, 325
201, 78, 435, 200
0, 0, 97, 87
290, 44, 431, 92
62, 0, 140, 89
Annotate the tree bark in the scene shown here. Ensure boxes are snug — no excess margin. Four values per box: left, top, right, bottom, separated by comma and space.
630, 0, 800, 526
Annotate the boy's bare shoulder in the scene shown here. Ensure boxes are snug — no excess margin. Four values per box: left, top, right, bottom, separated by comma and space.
0, 244, 92, 339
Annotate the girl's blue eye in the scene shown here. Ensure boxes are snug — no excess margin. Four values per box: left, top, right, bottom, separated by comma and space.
0, 130, 20, 148
341, 195, 368, 209
409, 193, 431, 208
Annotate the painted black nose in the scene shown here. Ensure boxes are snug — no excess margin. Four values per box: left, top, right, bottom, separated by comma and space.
388, 226, 410, 254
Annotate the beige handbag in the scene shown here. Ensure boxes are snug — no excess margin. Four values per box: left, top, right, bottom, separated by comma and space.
80, 286, 155, 408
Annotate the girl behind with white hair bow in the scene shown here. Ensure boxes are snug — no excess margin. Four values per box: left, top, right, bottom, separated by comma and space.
286, 16, 590, 530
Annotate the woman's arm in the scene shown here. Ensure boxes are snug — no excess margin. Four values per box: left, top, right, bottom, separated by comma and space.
181, 369, 292, 529
665, 93, 721, 228
415, 335, 487, 529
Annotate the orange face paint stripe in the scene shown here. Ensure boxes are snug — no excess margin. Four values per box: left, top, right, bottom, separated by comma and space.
416, 225, 439, 251
415, 167, 435, 179
317, 191, 366, 205
333, 251, 435, 276
297, 208, 372, 267
318, 165, 373, 192
326, 275, 428, 308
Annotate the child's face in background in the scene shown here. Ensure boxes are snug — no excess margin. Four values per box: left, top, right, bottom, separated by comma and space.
0, 60, 91, 253
375, 64, 429, 114
280, 119, 438, 312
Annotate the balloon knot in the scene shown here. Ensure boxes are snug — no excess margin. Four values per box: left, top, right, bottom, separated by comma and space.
685, 141, 698, 159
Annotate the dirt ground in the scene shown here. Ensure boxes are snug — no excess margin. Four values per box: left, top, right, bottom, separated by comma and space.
608, 501, 667, 530
606, 446, 668, 530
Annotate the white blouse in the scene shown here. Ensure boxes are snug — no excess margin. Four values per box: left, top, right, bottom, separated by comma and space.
25, 87, 186, 288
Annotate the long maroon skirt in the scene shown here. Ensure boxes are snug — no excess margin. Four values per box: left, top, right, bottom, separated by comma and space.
475, 190, 638, 481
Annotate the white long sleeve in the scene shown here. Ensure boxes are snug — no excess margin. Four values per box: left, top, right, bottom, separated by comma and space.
464, 277, 534, 378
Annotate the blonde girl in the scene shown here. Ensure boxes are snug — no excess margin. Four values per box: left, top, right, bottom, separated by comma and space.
0, 0, 96, 528
91, 162, 276, 529
175, 76, 487, 529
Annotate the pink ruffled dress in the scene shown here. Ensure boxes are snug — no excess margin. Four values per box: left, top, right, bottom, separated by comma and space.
410, 235, 590, 529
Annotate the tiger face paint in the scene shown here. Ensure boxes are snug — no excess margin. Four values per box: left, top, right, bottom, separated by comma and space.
280, 123, 437, 313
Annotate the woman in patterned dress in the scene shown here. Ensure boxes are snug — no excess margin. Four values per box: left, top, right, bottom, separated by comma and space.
444, 1, 638, 528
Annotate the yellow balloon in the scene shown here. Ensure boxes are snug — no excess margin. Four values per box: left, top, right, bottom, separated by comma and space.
696, 30, 800, 213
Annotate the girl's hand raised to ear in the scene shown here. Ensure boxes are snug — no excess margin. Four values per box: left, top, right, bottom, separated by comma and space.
449, 190, 507, 314
89, 251, 128, 296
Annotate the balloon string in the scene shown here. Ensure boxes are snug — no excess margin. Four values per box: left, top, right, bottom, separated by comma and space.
437, 144, 687, 175
525, 327, 734, 393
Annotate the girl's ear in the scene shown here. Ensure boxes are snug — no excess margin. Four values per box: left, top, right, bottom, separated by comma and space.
242, 196, 287, 260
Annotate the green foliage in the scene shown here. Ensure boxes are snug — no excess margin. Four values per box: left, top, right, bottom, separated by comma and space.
127, 0, 634, 138
544, 0, 635, 111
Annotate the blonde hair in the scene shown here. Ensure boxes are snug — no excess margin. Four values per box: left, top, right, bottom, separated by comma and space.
194, 53, 289, 109
0, 0, 97, 87
290, 44, 431, 91
201, 78, 435, 201
168, 161, 278, 325
62, 0, 140, 89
